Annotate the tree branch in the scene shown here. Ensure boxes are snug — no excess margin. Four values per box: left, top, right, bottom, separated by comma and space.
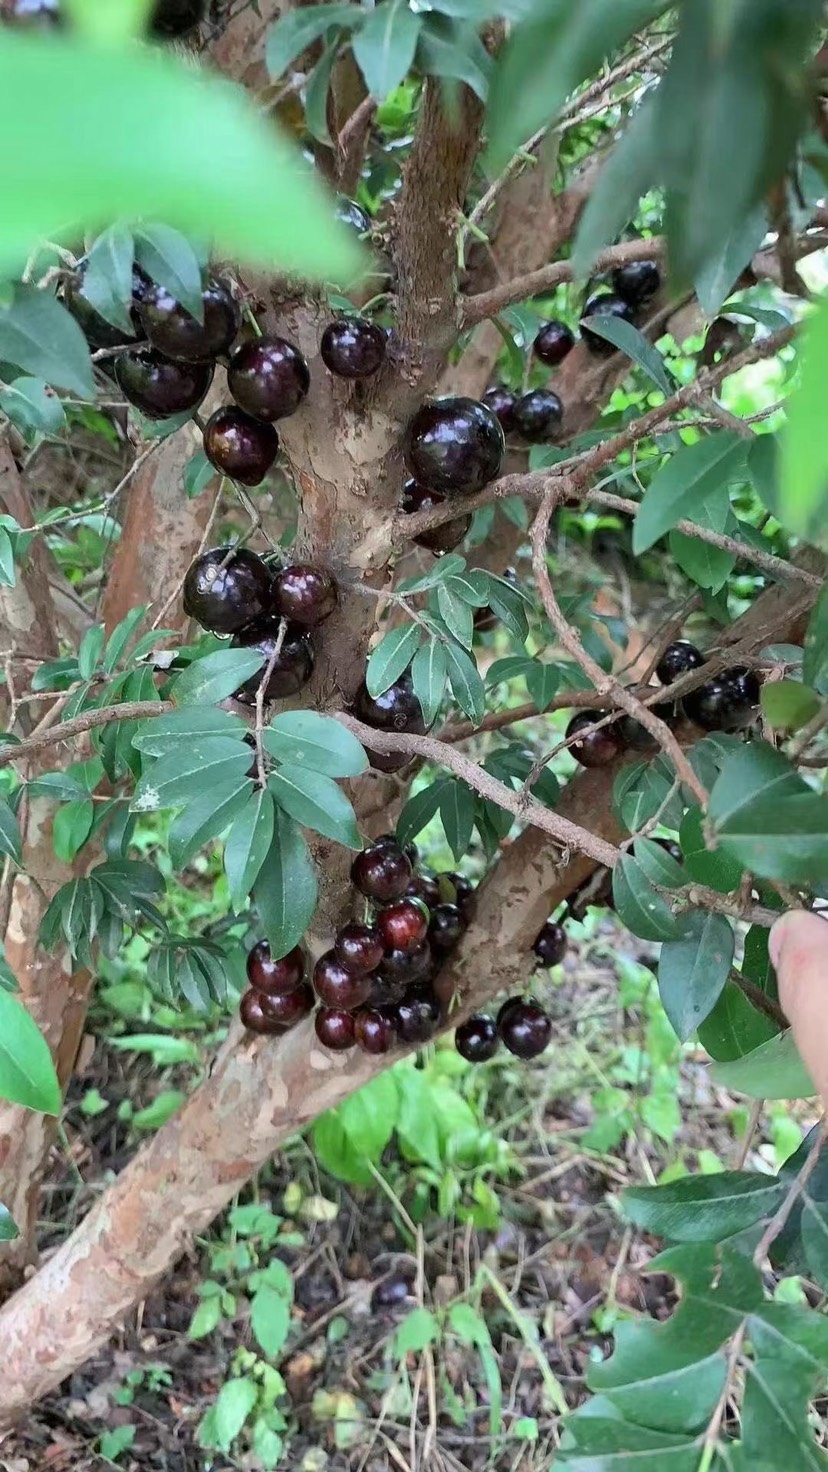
460, 236, 666, 328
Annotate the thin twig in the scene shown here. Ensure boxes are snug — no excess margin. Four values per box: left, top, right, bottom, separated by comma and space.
753, 1117, 828, 1266
460, 236, 667, 327
254, 621, 286, 786
0, 700, 175, 768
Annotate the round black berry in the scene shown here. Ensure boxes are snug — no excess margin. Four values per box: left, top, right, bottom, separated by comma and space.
138, 277, 240, 362
581, 293, 635, 356
228, 336, 310, 422
150, 0, 205, 34
247, 940, 305, 996
497, 997, 552, 1059
352, 676, 426, 773
481, 386, 518, 435
240, 988, 284, 1035
512, 389, 563, 444
313, 952, 372, 1011
612, 259, 661, 309
351, 839, 412, 902
334, 923, 384, 976
315, 1007, 357, 1051
617, 700, 679, 752
566, 711, 623, 767
440, 871, 476, 922
402, 480, 471, 556
656, 640, 705, 686
377, 899, 429, 954
406, 870, 441, 909
272, 564, 337, 627
115, 347, 213, 418
455, 1014, 498, 1063
65, 262, 145, 350
404, 396, 505, 497
683, 667, 760, 732
258, 982, 315, 1029
373, 943, 432, 993
355, 1008, 397, 1055
533, 921, 567, 968
182, 546, 272, 636
203, 406, 280, 486
231, 620, 314, 700
533, 320, 575, 367
428, 903, 465, 953
321, 317, 386, 379
395, 988, 440, 1044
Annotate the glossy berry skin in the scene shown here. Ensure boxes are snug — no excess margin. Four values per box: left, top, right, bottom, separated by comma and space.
374, 943, 432, 993
402, 480, 471, 556
683, 667, 760, 732
455, 1014, 498, 1063
533, 320, 575, 367
354, 1007, 397, 1055
567, 711, 623, 768
441, 871, 476, 923
313, 952, 372, 1011
406, 870, 441, 910
533, 921, 567, 968
228, 336, 310, 422
259, 981, 315, 1029
581, 293, 635, 356
247, 940, 305, 996
315, 1007, 357, 1051
377, 898, 429, 954
352, 676, 426, 773
321, 317, 386, 379
656, 640, 705, 686
428, 903, 465, 953
404, 841, 418, 865
404, 396, 505, 497
395, 988, 441, 1044
240, 989, 285, 1035
617, 702, 678, 752
512, 389, 563, 444
272, 564, 337, 627
231, 620, 314, 700
612, 259, 661, 309
351, 839, 412, 902
65, 263, 145, 350
656, 837, 683, 864
183, 546, 272, 636
115, 347, 213, 419
203, 406, 280, 486
335, 196, 371, 236
481, 386, 518, 435
150, 0, 205, 34
334, 923, 384, 976
138, 277, 240, 362
497, 998, 552, 1059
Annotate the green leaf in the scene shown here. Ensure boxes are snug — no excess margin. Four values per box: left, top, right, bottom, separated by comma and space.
268, 764, 360, 848
669, 524, 735, 594
632, 435, 747, 555
416, 14, 491, 102
77, 623, 105, 681
623, 1175, 784, 1244
440, 780, 475, 863
314, 1072, 399, 1185
53, 799, 95, 863
102, 603, 149, 673
251, 1283, 291, 1358
694, 205, 768, 316
0, 286, 93, 398
80, 223, 135, 333
352, 0, 422, 99
410, 638, 448, 728
717, 791, 828, 885
0, 1203, 18, 1241
213, 1377, 257, 1452
168, 780, 253, 868
396, 1066, 442, 1170
679, 805, 743, 893
396, 778, 451, 850
366, 624, 421, 698
612, 854, 683, 943
782, 299, 828, 541
395, 1306, 438, 1357
224, 788, 275, 914
445, 643, 485, 723
697, 981, 778, 1063
0, 33, 362, 283
708, 741, 808, 829
0, 797, 21, 865
134, 223, 204, 320
760, 679, 820, 732
183, 448, 216, 500
264, 710, 367, 778
483, 575, 529, 643
710, 1030, 816, 1100
171, 648, 266, 707
658, 910, 735, 1043
525, 660, 560, 713
253, 808, 318, 959
0, 376, 65, 437
742, 1356, 827, 1471
0, 988, 61, 1114
266, 4, 357, 79
571, 94, 660, 281
133, 705, 248, 757
576, 312, 673, 395
132, 737, 251, 812
801, 1195, 828, 1291
634, 837, 685, 890
437, 582, 473, 648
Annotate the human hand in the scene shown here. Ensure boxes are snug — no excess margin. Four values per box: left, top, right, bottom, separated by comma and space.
770, 911, 828, 1104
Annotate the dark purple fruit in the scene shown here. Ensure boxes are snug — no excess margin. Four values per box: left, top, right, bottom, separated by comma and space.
656, 640, 705, 686
315, 1007, 357, 1051
138, 276, 240, 362
404, 841, 418, 866
231, 620, 314, 700
259, 981, 315, 1029
612, 259, 661, 309
406, 870, 441, 910
247, 940, 305, 996
428, 903, 465, 953
655, 837, 683, 864
377, 899, 429, 954
617, 700, 679, 752
402, 480, 471, 556
182, 545, 272, 636
533, 320, 575, 367
512, 389, 563, 444
335, 196, 371, 236
272, 564, 337, 627
227, 336, 310, 422
395, 988, 440, 1044
203, 406, 280, 486
497, 997, 552, 1059
581, 293, 635, 356
404, 396, 505, 497
313, 952, 372, 1010
334, 923, 384, 976
354, 1007, 397, 1055
351, 839, 412, 902
566, 711, 623, 768
115, 347, 213, 419
682, 667, 760, 732
65, 263, 145, 350
321, 316, 386, 379
240, 988, 285, 1035
532, 921, 567, 968
440, 871, 476, 923
374, 943, 432, 992
481, 386, 518, 435
455, 1014, 498, 1063
151, 0, 204, 33
352, 676, 426, 774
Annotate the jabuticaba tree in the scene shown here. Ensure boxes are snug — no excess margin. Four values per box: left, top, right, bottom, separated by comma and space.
1, 2, 828, 1464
